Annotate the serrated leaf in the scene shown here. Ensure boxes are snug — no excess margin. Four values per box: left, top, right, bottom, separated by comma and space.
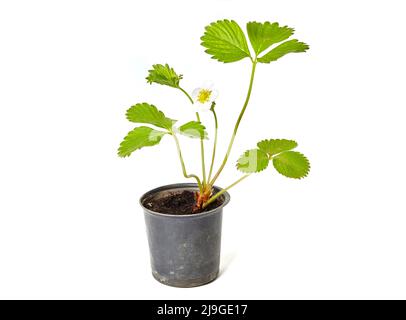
146, 64, 183, 88
126, 103, 175, 130
201, 19, 251, 63
257, 39, 309, 63
272, 151, 310, 179
247, 21, 294, 56
118, 126, 166, 157
236, 149, 269, 173
257, 139, 298, 156
178, 121, 208, 139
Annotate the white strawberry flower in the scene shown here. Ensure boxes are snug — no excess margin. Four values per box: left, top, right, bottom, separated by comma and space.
191, 83, 218, 112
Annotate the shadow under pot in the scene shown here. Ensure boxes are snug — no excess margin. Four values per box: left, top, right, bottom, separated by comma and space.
140, 183, 230, 288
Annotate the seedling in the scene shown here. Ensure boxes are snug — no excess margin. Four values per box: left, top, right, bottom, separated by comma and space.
118, 20, 310, 212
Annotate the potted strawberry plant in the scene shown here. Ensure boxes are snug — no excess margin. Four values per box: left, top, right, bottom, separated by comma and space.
118, 20, 310, 287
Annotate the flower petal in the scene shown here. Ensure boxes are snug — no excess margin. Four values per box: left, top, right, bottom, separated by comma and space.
202, 81, 214, 90
195, 102, 211, 112
209, 89, 219, 101
192, 87, 202, 100
192, 84, 218, 106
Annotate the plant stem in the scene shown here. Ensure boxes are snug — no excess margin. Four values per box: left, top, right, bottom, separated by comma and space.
179, 87, 194, 104
179, 86, 207, 187
207, 108, 218, 182
195, 112, 207, 186
209, 60, 257, 186
172, 133, 202, 190
203, 174, 250, 208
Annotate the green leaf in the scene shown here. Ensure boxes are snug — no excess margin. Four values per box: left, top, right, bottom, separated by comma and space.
272, 151, 310, 179
257, 139, 298, 156
178, 121, 208, 139
118, 126, 166, 157
257, 39, 309, 63
201, 19, 251, 63
247, 21, 294, 56
146, 64, 183, 88
236, 149, 269, 173
126, 103, 175, 130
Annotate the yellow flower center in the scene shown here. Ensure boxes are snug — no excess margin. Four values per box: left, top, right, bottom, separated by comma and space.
197, 89, 212, 103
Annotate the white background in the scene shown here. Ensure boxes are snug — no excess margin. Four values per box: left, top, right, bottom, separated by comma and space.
1, 0, 405, 299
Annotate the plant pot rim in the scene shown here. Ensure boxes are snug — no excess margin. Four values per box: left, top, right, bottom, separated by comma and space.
140, 183, 230, 218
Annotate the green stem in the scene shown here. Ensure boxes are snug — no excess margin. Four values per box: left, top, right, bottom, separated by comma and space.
207, 108, 218, 182
203, 174, 250, 208
172, 133, 202, 190
195, 112, 207, 186
179, 86, 207, 187
179, 87, 194, 104
209, 60, 257, 186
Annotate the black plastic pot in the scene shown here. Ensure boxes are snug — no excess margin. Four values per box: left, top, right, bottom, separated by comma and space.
140, 183, 230, 288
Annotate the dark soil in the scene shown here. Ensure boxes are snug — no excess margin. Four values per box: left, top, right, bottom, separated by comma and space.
143, 190, 224, 215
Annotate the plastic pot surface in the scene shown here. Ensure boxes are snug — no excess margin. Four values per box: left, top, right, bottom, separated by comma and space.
140, 183, 230, 288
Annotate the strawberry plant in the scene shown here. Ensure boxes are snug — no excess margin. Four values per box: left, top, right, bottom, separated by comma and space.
118, 20, 310, 212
